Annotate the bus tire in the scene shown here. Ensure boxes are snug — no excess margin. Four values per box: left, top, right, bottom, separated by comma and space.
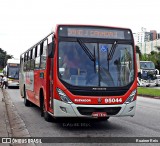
40, 93, 52, 122
24, 87, 31, 107
42, 101, 53, 122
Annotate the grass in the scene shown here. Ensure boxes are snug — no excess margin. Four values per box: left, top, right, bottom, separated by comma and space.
138, 87, 160, 97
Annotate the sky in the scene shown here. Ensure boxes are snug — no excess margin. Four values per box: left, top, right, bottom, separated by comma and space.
0, 0, 160, 58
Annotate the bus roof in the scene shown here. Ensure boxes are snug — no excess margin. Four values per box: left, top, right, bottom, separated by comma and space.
56, 24, 132, 31
7, 59, 20, 64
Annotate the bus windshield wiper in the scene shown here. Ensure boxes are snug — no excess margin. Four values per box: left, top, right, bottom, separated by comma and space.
108, 41, 118, 60
77, 38, 95, 62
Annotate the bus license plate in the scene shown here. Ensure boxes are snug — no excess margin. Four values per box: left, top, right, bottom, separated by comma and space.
92, 112, 107, 117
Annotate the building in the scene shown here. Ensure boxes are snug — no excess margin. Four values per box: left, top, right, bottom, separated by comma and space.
134, 28, 160, 54
137, 39, 160, 54
149, 30, 157, 41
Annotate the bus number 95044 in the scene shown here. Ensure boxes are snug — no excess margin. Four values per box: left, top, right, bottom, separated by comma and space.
105, 98, 122, 103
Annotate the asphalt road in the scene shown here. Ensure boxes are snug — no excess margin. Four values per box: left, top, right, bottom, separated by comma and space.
5, 88, 160, 146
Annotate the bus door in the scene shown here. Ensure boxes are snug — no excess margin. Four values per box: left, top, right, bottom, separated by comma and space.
49, 58, 54, 110
47, 40, 54, 112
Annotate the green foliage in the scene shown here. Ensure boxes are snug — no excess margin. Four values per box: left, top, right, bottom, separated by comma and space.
141, 53, 148, 61
138, 87, 160, 97
0, 48, 13, 69
136, 45, 142, 59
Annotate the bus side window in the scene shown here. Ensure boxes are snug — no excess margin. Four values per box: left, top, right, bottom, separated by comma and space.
35, 45, 41, 69
31, 48, 35, 70
24, 53, 27, 71
27, 51, 31, 70
40, 40, 47, 69
37, 45, 40, 57
35, 46, 37, 58
47, 35, 54, 58
20, 54, 24, 67
20, 54, 24, 72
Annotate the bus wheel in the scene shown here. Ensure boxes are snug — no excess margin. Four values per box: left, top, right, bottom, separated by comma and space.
42, 100, 52, 122
24, 88, 30, 107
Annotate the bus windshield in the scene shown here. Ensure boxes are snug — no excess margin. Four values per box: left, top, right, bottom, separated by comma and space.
140, 61, 155, 70
58, 41, 134, 87
8, 66, 19, 79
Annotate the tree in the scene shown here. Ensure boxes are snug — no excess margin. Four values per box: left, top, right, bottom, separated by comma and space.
136, 45, 142, 59
141, 53, 148, 61
0, 48, 13, 69
155, 46, 160, 52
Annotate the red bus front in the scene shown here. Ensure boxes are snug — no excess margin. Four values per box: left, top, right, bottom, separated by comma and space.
51, 25, 137, 119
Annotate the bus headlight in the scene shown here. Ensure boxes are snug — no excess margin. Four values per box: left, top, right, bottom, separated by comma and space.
56, 88, 72, 104
124, 89, 137, 104
8, 80, 13, 83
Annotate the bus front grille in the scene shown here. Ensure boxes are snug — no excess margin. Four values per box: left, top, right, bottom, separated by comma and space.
77, 107, 121, 116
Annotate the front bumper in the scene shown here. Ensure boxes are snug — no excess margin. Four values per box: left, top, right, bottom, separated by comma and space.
8, 81, 19, 87
53, 99, 136, 117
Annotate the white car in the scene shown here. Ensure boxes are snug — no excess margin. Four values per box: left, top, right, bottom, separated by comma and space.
137, 77, 156, 87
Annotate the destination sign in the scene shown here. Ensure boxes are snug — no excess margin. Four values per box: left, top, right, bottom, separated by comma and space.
9, 63, 18, 67
58, 26, 132, 40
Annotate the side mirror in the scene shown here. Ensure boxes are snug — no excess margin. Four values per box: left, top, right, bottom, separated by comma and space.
155, 69, 159, 75
47, 42, 54, 58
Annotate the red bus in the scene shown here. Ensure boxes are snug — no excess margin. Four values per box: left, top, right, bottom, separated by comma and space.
19, 24, 137, 122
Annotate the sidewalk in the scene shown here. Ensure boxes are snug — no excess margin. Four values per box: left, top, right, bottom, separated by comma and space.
0, 89, 35, 146
0, 89, 10, 146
